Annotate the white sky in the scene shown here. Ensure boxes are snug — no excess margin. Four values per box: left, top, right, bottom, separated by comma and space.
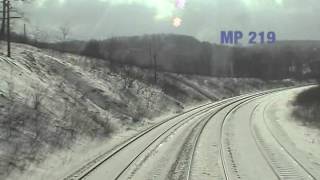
16, 0, 320, 42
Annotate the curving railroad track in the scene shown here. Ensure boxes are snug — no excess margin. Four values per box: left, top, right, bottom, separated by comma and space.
62, 86, 310, 180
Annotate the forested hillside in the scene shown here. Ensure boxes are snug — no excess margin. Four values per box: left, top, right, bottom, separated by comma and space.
17, 34, 320, 80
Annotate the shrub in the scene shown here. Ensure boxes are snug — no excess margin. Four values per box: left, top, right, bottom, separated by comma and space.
292, 86, 320, 128
81, 40, 104, 59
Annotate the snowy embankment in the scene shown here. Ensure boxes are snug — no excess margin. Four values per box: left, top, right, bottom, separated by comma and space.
267, 88, 320, 173
0, 42, 301, 180
290, 86, 320, 164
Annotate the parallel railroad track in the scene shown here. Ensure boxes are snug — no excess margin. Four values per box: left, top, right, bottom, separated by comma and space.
249, 98, 317, 180
65, 88, 287, 180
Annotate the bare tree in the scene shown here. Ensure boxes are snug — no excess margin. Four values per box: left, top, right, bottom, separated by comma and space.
59, 23, 71, 41
120, 64, 134, 90
105, 37, 120, 63
147, 35, 160, 84
32, 26, 48, 43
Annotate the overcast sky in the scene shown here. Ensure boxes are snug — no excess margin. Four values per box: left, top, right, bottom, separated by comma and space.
16, 0, 320, 42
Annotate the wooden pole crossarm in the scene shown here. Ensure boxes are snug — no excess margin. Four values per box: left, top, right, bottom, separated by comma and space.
0, 16, 21, 19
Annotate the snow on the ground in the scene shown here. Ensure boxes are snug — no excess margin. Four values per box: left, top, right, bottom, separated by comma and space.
0, 41, 306, 179
267, 88, 320, 169
0, 42, 181, 179
6, 126, 141, 180
171, 74, 299, 101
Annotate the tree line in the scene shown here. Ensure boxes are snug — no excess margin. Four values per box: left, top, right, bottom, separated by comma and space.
6, 30, 320, 81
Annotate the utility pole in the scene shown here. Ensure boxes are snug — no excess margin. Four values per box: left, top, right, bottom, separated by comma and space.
23, 23, 26, 39
0, 0, 6, 40
153, 53, 157, 83
6, 0, 10, 57
0, 0, 22, 57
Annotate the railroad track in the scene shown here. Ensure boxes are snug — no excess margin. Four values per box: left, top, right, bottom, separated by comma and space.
186, 91, 275, 180
64, 88, 286, 180
263, 100, 317, 179
249, 98, 317, 180
112, 106, 218, 180
218, 94, 268, 180
217, 87, 310, 180
64, 97, 235, 179
9, 46, 318, 180
63, 85, 314, 180
152, 88, 288, 180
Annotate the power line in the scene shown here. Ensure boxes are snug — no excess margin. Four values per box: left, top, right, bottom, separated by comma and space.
0, 0, 22, 57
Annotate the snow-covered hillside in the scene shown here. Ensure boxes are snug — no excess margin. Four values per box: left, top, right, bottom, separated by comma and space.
0, 42, 299, 180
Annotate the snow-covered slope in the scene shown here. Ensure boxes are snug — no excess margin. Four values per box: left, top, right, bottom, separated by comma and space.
0, 42, 299, 179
